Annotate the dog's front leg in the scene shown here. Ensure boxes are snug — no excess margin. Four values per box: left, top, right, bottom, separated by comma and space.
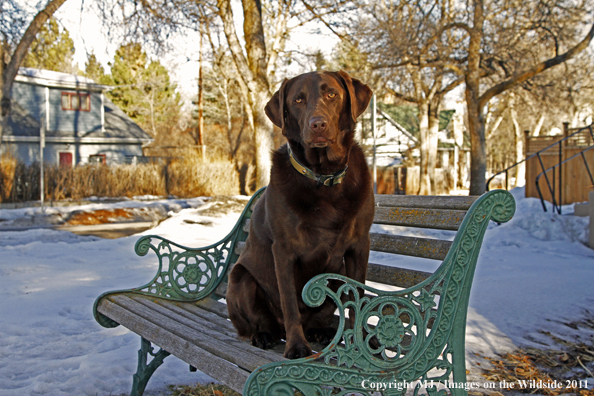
344, 236, 371, 328
344, 235, 371, 284
272, 243, 312, 359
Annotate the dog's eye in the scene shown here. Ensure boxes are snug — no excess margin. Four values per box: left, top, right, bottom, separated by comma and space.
295, 98, 303, 104
327, 92, 337, 99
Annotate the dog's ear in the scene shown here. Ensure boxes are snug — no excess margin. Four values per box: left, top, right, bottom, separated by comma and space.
337, 70, 373, 123
265, 78, 289, 132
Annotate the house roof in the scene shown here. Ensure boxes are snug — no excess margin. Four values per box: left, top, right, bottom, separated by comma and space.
377, 109, 418, 144
15, 67, 110, 92
378, 103, 455, 136
91, 97, 152, 141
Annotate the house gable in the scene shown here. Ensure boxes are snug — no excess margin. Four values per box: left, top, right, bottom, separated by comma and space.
2, 68, 153, 166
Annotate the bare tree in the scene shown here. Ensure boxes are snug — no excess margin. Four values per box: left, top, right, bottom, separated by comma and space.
99, 0, 342, 188
461, 0, 594, 194
0, 0, 68, 149
353, 0, 465, 194
347, 0, 593, 195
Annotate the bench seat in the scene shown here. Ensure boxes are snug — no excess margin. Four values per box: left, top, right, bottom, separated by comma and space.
93, 188, 515, 396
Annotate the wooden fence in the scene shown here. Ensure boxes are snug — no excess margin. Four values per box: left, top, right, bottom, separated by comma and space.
525, 123, 594, 205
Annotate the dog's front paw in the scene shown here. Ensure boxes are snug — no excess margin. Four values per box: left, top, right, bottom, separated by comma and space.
251, 332, 276, 349
284, 342, 312, 359
306, 327, 336, 345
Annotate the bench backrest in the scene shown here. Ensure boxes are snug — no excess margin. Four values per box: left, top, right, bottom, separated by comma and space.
122, 188, 480, 303
222, 189, 479, 297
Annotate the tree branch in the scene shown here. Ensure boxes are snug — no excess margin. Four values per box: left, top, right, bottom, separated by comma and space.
479, 21, 594, 109
2, 0, 68, 101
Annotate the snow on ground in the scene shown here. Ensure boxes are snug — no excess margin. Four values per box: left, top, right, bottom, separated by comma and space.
0, 188, 593, 395
0, 196, 209, 229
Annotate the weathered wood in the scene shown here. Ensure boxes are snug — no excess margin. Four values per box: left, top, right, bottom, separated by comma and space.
375, 194, 478, 210
96, 296, 250, 393
370, 233, 452, 260
106, 295, 278, 372
195, 295, 232, 317
127, 295, 285, 364
366, 262, 431, 289
373, 206, 467, 230
213, 282, 228, 299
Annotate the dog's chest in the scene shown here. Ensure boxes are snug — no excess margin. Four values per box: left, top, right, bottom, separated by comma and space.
293, 211, 356, 261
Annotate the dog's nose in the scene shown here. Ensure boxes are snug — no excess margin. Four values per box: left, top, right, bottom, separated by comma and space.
309, 117, 328, 133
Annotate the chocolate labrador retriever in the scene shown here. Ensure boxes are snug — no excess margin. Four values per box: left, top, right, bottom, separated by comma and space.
226, 70, 374, 359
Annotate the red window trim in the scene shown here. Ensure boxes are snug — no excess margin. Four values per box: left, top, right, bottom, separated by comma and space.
61, 92, 91, 112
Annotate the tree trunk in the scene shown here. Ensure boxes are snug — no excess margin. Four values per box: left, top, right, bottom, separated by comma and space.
466, 91, 487, 196
0, 0, 68, 149
418, 101, 431, 195
217, 0, 273, 189
532, 112, 545, 137
197, 26, 204, 147
427, 101, 441, 193
466, 0, 486, 196
509, 94, 525, 187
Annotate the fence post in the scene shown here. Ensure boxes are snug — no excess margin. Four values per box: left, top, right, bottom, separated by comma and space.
590, 190, 594, 249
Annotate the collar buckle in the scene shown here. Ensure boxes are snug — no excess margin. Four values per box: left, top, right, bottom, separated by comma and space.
287, 144, 348, 187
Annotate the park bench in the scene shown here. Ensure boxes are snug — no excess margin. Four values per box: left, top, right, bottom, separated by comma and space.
93, 187, 515, 396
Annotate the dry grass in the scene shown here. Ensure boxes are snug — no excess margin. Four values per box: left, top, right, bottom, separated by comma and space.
166, 383, 240, 396
1, 151, 239, 202
166, 151, 240, 198
0, 152, 17, 202
482, 324, 594, 396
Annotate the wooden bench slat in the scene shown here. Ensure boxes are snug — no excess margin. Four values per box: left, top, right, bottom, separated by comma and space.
129, 295, 236, 337
127, 295, 286, 364
139, 296, 292, 357
373, 206, 466, 230
105, 295, 278, 372
370, 232, 452, 260
375, 194, 478, 210
174, 297, 291, 356
96, 296, 250, 393
195, 296, 233, 317
366, 262, 431, 289
214, 282, 228, 299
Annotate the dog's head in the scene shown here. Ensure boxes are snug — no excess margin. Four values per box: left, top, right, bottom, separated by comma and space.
265, 70, 372, 162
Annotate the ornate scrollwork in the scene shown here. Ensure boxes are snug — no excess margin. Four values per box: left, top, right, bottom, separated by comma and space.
243, 190, 515, 396
129, 235, 233, 301
94, 187, 268, 330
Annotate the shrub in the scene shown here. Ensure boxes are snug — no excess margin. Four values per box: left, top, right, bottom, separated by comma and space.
166, 151, 240, 198
0, 153, 17, 202
2, 153, 240, 202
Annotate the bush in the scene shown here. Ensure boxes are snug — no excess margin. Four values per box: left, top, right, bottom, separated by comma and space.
0, 153, 17, 202
166, 151, 240, 197
1, 152, 240, 202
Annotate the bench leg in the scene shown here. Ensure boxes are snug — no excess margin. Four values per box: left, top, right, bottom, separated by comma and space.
131, 337, 171, 396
